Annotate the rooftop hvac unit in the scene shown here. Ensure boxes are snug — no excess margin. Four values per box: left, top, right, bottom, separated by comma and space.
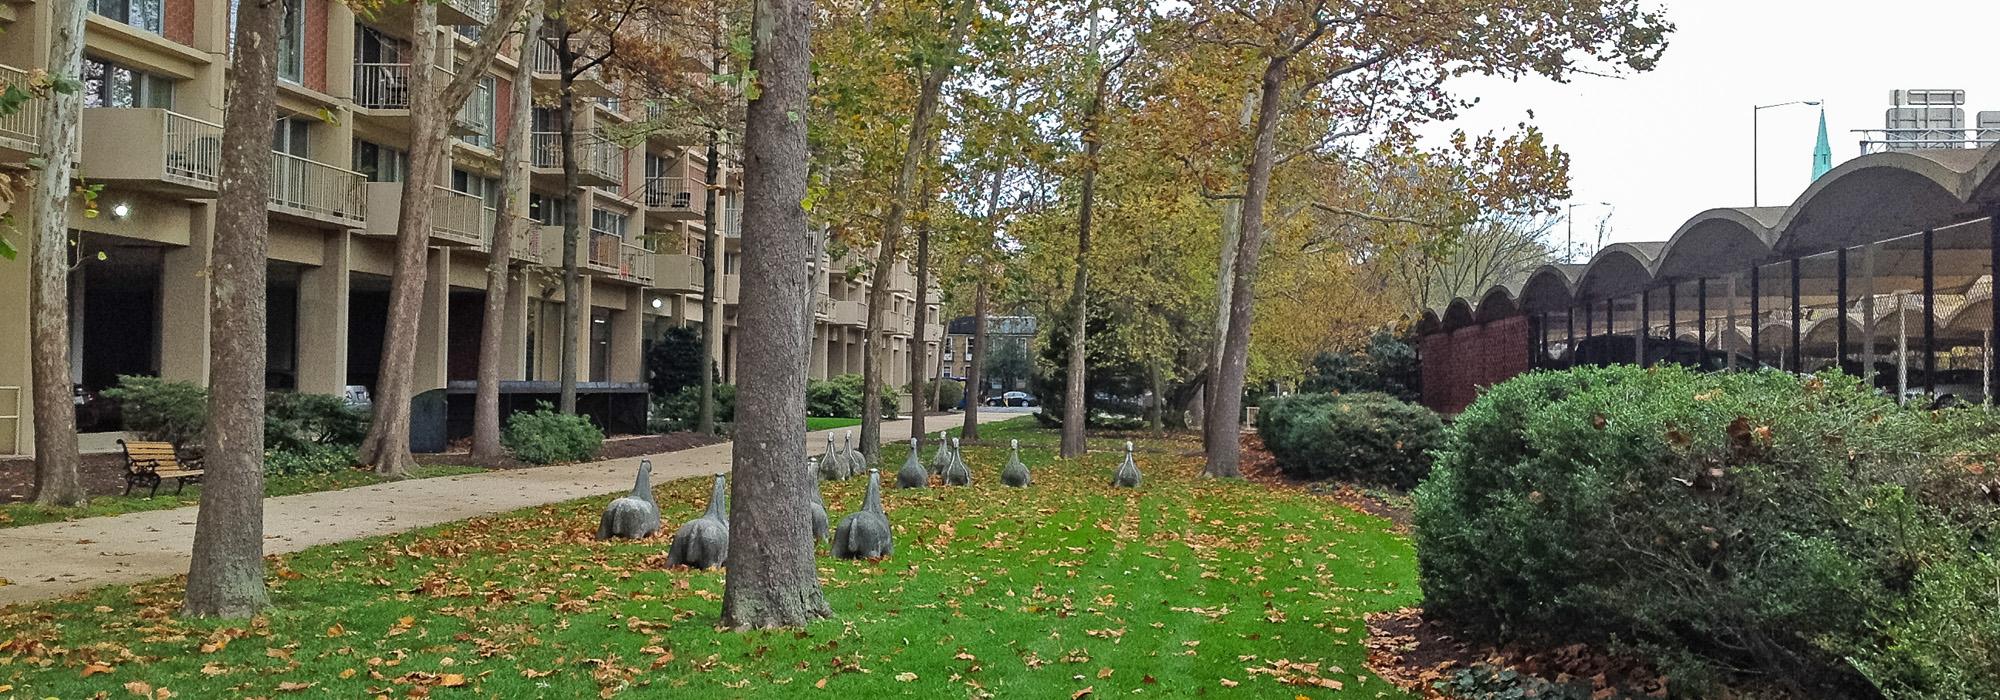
1891, 89, 1966, 107
1980, 111, 2000, 143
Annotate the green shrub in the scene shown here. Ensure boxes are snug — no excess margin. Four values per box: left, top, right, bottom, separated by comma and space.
1413, 365, 2000, 696
101, 375, 208, 447
264, 444, 358, 476
502, 403, 605, 464
907, 378, 964, 413
652, 384, 735, 431
264, 392, 368, 453
1256, 391, 1441, 488
807, 373, 897, 419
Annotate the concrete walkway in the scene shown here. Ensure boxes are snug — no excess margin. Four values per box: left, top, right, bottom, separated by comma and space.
0, 414, 1014, 606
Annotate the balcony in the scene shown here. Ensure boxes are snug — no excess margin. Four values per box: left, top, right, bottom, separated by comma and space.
510, 223, 545, 265
528, 42, 614, 97
924, 322, 944, 342
363, 0, 489, 28
642, 176, 703, 220
813, 292, 833, 320
531, 131, 621, 188
724, 205, 742, 237
888, 262, 916, 294
269, 152, 367, 228
0, 63, 39, 157
831, 299, 866, 327
722, 273, 741, 301
79, 108, 222, 197
352, 63, 455, 131
361, 183, 489, 247
653, 253, 706, 292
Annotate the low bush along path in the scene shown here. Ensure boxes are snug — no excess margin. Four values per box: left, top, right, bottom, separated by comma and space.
0, 418, 1419, 698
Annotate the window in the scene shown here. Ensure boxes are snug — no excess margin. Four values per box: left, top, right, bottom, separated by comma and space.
351, 140, 406, 182
457, 76, 496, 148
277, 0, 305, 84
452, 169, 500, 209
272, 117, 310, 157
688, 235, 707, 260
529, 193, 570, 226
82, 57, 173, 108
590, 209, 627, 238
644, 153, 670, 179
354, 25, 404, 63
92, 0, 162, 33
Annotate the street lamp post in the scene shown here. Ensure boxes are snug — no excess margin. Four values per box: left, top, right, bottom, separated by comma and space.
1565, 201, 1611, 263
1753, 100, 1821, 206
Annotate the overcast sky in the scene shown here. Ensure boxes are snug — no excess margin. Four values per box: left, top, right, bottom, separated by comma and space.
1436, 0, 2000, 256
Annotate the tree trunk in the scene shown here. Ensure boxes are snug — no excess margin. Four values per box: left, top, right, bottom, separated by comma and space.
1202, 57, 1288, 479
1202, 93, 1253, 444
961, 275, 986, 440
183, 0, 279, 617
908, 206, 931, 437
719, 0, 831, 629
26, 0, 86, 507
1147, 361, 1163, 436
698, 128, 722, 434
473, 6, 543, 460
858, 0, 972, 465
358, 0, 529, 476
1060, 80, 1107, 460
555, 23, 583, 414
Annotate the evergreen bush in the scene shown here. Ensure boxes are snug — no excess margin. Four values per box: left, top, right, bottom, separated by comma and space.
264, 391, 368, 453
1256, 391, 1441, 488
502, 403, 605, 464
101, 375, 208, 448
806, 373, 898, 419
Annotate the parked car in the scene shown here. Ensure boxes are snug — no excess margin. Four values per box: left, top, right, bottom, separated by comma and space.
986, 391, 1038, 407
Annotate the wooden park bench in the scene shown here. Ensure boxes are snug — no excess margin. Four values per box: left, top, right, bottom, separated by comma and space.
118, 440, 204, 497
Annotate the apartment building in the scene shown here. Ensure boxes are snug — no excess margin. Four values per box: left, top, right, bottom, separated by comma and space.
0, 0, 942, 454
942, 315, 1036, 396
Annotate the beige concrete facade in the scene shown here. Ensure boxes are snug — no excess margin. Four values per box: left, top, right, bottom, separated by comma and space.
0, 0, 941, 454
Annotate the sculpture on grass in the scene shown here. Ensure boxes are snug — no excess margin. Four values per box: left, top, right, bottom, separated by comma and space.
929, 430, 953, 474
1112, 441, 1142, 488
666, 474, 730, 569
940, 437, 972, 486
819, 435, 847, 481
839, 430, 868, 478
1000, 439, 1030, 487
831, 468, 894, 559
806, 458, 831, 547
896, 438, 929, 489
596, 459, 661, 539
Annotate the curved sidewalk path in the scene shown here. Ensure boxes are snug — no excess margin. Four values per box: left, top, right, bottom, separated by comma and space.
0, 413, 1014, 607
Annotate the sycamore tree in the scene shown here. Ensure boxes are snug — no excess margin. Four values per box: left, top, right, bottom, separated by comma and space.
356, 0, 535, 477
472, 3, 545, 460
1168, 0, 1674, 477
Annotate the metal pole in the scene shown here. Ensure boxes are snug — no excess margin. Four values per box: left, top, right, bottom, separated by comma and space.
1750, 265, 1762, 366
1606, 298, 1615, 364
1727, 274, 1739, 370
1752, 106, 1760, 206
1667, 281, 1678, 349
1923, 229, 1936, 396
1636, 290, 1648, 366
1863, 243, 1878, 383
1566, 306, 1576, 369
1992, 213, 2000, 400
1698, 278, 1709, 370
1790, 257, 1802, 373
1837, 248, 1849, 373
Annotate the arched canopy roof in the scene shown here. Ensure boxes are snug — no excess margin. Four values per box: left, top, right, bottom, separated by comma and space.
1474, 284, 1520, 322
1651, 208, 1781, 281
1517, 264, 1582, 313
1971, 144, 2000, 209
1773, 149, 1988, 256
1443, 298, 1475, 329
1575, 242, 1663, 299
1413, 309, 1442, 336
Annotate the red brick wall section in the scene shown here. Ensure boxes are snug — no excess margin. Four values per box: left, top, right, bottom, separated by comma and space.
1420, 314, 1531, 416
495, 78, 513, 139
165, 0, 195, 46
304, 0, 328, 92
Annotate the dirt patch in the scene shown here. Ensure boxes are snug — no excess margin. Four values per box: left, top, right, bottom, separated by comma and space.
418, 431, 724, 470
1237, 433, 1414, 530
1364, 607, 1672, 699
0, 453, 141, 504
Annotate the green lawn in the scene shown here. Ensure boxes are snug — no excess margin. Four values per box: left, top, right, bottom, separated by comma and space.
807, 416, 863, 431
0, 465, 485, 529
0, 418, 1418, 698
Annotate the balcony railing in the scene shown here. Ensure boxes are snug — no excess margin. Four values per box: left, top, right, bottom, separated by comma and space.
432, 187, 488, 246
1856, 127, 2000, 154
587, 230, 621, 273
269, 152, 367, 226
643, 176, 702, 214
654, 253, 705, 291
724, 205, 742, 236
353, 63, 411, 110
0, 63, 41, 151
511, 224, 544, 265
160, 111, 224, 188
531, 131, 621, 185
620, 242, 654, 284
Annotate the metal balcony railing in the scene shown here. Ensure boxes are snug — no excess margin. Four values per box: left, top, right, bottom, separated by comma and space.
1855, 128, 2000, 154
511, 224, 544, 265
644, 176, 702, 212
620, 242, 654, 284
724, 205, 742, 236
269, 152, 366, 226
531, 132, 622, 184
0, 64, 41, 150
162, 111, 224, 188
587, 230, 621, 273
353, 63, 412, 109
431, 187, 488, 246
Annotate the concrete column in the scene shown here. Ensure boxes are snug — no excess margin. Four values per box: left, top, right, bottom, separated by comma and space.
612, 286, 644, 383
572, 277, 594, 383
414, 248, 449, 392
0, 230, 30, 454
296, 232, 352, 394
502, 269, 530, 378
159, 205, 214, 385
811, 324, 828, 380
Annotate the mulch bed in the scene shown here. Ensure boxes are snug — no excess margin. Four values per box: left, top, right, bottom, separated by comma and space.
1364, 608, 1673, 699
417, 431, 724, 470
0, 452, 141, 505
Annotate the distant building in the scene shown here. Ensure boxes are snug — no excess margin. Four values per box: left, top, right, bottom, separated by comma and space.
942, 315, 1036, 395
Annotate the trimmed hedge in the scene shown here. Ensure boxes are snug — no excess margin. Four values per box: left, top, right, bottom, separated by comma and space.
502, 403, 605, 464
100, 375, 209, 448
806, 373, 898, 420
1413, 365, 2000, 697
1256, 391, 1441, 488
